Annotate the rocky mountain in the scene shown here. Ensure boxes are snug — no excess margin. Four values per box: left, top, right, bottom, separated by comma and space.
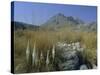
41, 13, 84, 30
41, 13, 97, 32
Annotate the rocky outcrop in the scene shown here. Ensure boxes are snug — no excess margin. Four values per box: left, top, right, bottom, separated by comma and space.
55, 42, 84, 70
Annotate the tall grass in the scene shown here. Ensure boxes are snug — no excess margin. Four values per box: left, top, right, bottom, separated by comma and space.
14, 27, 97, 73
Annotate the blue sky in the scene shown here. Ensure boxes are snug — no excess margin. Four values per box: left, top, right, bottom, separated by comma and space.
11, 1, 97, 25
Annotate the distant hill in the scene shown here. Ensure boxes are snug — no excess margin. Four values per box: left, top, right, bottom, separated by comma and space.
12, 21, 39, 31
41, 13, 84, 29
41, 13, 96, 32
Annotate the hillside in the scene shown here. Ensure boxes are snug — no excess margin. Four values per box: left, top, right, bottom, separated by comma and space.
12, 21, 39, 31
41, 13, 96, 32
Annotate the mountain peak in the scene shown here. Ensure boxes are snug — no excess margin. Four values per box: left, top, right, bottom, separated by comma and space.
56, 13, 65, 16
54, 13, 66, 18
42, 13, 84, 28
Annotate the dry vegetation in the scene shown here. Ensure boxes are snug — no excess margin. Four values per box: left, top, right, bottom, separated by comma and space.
14, 27, 97, 73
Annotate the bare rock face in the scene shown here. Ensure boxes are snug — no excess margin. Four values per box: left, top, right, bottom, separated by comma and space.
55, 42, 97, 71
55, 42, 82, 70
59, 50, 79, 70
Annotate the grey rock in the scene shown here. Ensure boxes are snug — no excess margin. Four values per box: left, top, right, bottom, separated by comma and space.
79, 64, 88, 70
56, 42, 80, 70
92, 64, 97, 69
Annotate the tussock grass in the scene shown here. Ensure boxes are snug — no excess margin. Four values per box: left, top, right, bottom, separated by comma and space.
14, 27, 97, 73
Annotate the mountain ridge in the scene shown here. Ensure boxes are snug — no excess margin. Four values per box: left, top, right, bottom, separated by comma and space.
12, 13, 97, 32
41, 13, 85, 30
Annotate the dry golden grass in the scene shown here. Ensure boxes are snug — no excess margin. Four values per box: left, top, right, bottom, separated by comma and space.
14, 27, 97, 72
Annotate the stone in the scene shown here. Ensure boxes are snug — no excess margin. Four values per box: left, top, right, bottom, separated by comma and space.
79, 64, 88, 70
92, 64, 97, 69
56, 42, 80, 70
75, 42, 80, 49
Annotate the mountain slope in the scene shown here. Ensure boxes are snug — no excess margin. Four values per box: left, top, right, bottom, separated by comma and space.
12, 21, 39, 31
41, 13, 96, 32
41, 13, 84, 28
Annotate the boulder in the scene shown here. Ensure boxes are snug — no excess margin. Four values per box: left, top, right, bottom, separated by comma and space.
92, 64, 97, 69
79, 64, 88, 70
56, 42, 80, 70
